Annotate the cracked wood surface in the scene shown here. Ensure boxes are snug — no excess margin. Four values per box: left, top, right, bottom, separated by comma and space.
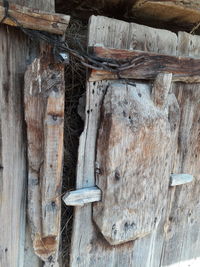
24, 56, 64, 266
0, 1, 56, 267
90, 46, 200, 83
70, 16, 200, 267
93, 75, 179, 245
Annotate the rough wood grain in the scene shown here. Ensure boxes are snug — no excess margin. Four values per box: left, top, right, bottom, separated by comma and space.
0, 0, 70, 34
0, 1, 55, 266
88, 16, 177, 53
0, 27, 27, 267
90, 46, 200, 82
24, 56, 64, 266
159, 31, 200, 267
70, 16, 178, 266
93, 75, 179, 245
132, 0, 200, 25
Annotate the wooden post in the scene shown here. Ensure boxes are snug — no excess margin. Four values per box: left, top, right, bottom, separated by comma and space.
24, 55, 65, 266
0, 1, 56, 267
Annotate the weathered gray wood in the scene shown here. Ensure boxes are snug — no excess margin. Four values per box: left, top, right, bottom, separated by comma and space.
0, 30, 27, 267
0, 0, 70, 35
170, 174, 194, 186
93, 75, 178, 245
0, 1, 55, 267
24, 56, 65, 266
152, 73, 173, 108
159, 31, 200, 267
88, 16, 177, 53
63, 187, 101, 206
70, 16, 178, 266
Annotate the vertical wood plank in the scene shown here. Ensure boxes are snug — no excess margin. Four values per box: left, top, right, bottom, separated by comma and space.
0, 1, 55, 267
24, 56, 65, 266
0, 27, 28, 267
160, 32, 200, 267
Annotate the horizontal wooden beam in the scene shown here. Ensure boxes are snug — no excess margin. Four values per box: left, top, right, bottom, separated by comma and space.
63, 187, 102, 206
89, 46, 200, 83
170, 174, 194, 186
132, 0, 200, 25
0, 0, 70, 35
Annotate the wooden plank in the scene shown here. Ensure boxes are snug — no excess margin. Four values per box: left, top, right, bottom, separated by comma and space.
24, 55, 65, 266
170, 174, 194, 186
70, 16, 178, 266
0, 0, 70, 35
0, 31, 27, 267
93, 73, 179, 245
63, 187, 101, 206
90, 46, 200, 82
0, 1, 55, 266
132, 0, 200, 25
160, 31, 200, 267
88, 16, 177, 53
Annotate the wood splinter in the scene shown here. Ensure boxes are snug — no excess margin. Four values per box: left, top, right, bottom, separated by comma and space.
63, 186, 102, 207
0, 0, 70, 35
170, 174, 194, 186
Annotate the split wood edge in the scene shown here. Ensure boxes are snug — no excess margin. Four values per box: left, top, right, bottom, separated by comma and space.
170, 174, 194, 186
89, 46, 200, 83
63, 187, 102, 206
0, 0, 70, 34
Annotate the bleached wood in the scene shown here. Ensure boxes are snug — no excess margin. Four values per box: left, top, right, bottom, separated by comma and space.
170, 174, 194, 186
0, 0, 70, 35
152, 73, 172, 108
159, 32, 200, 266
93, 77, 179, 245
63, 187, 101, 206
0, 36, 27, 267
70, 15, 200, 267
24, 56, 64, 266
0, 1, 55, 267
70, 16, 178, 266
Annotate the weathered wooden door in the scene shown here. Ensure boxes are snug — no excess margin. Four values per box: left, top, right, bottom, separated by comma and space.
66, 16, 200, 267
